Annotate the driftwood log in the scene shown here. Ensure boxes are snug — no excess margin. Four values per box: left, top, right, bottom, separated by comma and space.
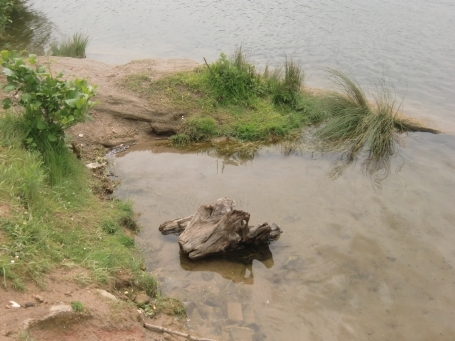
159, 198, 282, 260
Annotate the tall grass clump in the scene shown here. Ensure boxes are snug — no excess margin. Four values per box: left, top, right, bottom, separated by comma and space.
204, 47, 262, 104
271, 58, 304, 106
317, 70, 404, 178
49, 32, 89, 58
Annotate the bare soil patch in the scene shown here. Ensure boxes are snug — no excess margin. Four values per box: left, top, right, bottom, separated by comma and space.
0, 268, 189, 341
40, 57, 200, 158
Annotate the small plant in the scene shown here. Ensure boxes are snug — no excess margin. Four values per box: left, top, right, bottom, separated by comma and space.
204, 48, 262, 103
1, 50, 96, 148
272, 58, 304, 106
49, 33, 89, 58
71, 301, 85, 312
102, 220, 119, 235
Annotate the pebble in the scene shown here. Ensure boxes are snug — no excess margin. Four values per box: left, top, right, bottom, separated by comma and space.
35, 295, 44, 303
24, 302, 35, 308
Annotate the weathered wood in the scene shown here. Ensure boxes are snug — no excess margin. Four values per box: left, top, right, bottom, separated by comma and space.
144, 323, 218, 341
159, 198, 282, 260
159, 215, 192, 235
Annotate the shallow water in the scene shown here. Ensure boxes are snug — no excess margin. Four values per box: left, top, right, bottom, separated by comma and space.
113, 133, 455, 341
8, 0, 455, 131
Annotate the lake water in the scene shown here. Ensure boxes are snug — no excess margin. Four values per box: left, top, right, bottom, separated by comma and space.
112, 134, 455, 341
8, 0, 455, 132
8, 1, 455, 340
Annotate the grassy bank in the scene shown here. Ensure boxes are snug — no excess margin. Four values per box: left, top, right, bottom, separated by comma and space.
0, 111, 156, 295
121, 49, 437, 176
123, 49, 323, 145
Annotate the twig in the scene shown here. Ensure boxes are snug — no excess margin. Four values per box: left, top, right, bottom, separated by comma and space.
144, 323, 217, 341
203, 57, 217, 78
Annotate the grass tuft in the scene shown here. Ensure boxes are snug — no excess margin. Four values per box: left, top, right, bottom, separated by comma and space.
49, 33, 89, 58
316, 70, 407, 178
71, 301, 85, 312
272, 57, 304, 106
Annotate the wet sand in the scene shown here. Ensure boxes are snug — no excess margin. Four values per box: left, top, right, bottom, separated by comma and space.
113, 132, 455, 341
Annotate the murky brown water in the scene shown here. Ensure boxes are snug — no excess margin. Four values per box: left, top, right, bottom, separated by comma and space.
113, 133, 455, 341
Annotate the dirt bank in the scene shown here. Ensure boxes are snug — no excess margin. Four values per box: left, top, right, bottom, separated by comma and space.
0, 57, 215, 340
41, 56, 200, 156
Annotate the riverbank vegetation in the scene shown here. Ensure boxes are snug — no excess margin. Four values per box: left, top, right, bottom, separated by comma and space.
122, 48, 438, 175
0, 52, 158, 300
49, 32, 89, 58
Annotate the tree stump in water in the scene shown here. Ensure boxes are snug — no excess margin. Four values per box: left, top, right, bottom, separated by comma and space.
159, 198, 282, 260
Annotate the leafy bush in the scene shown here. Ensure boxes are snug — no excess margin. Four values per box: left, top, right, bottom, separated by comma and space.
0, 50, 96, 148
50, 33, 89, 58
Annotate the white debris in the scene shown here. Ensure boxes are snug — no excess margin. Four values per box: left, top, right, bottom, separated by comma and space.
9, 301, 21, 308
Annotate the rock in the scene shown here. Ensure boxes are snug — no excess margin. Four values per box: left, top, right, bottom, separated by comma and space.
227, 302, 243, 322
50, 304, 72, 314
86, 162, 106, 169
24, 302, 35, 308
34, 295, 44, 303
150, 122, 178, 135
183, 301, 197, 316
96, 289, 117, 301
201, 272, 214, 281
223, 325, 255, 341
134, 292, 150, 306
8, 301, 20, 308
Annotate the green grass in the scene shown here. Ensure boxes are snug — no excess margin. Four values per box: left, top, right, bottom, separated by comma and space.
122, 49, 320, 145
120, 50, 438, 177
71, 301, 85, 312
49, 33, 89, 58
315, 70, 408, 177
0, 111, 156, 295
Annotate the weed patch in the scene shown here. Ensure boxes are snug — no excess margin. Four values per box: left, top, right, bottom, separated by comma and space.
49, 33, 89, 58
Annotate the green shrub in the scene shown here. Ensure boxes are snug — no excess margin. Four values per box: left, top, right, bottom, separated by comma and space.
0, 50, 96, 148
204, 48, 263, 103
49, 33, 89, 58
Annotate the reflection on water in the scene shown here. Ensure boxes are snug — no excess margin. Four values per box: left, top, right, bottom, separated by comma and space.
3, 2, 52, 54
113, 133, 455, 340
180, 245, 274, 285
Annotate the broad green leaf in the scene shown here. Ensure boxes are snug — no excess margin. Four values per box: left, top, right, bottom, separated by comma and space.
28, 54, 37, 65
2, 67, 15, 77
36, 120, 47, 130
65, 99, 78, 108
2, 98, 11, 109
21, 93, 32, 103
65, 90, 78, 99
3, 84, 17, 93
75, 97, 86, 109
47, 134, 57, 142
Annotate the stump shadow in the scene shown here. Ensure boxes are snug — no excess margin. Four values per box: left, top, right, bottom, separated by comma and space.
179, 244, 274, 285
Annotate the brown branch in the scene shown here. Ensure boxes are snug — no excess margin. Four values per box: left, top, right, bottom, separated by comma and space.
203, 57, 217, 78
144, 323, 218, 341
